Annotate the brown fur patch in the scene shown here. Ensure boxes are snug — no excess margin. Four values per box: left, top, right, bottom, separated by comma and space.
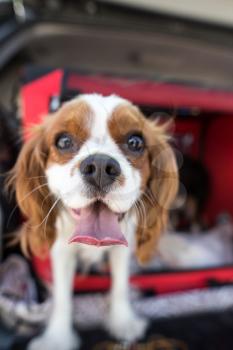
8, 99, 92, 256
108, 105, 150, 189
46, 100, 91, 166
109, 104, 178, 264
136, 122, 178, 264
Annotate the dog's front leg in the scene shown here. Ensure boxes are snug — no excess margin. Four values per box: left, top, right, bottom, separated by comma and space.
107, 246, 147, 343
28, 239, 80, 350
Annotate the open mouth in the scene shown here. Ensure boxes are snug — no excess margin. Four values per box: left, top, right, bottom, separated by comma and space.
68, 201, 128, 247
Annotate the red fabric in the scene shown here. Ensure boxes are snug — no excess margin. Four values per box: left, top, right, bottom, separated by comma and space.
174, 120, 202, 158
21, 69, 63, 139
32, 255, 233, 294
68, 74, 233, 113
204, 115, 233, 222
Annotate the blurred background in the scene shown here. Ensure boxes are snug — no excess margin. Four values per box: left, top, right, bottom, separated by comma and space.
1, 0, 233, 108
1, 1, 233, 349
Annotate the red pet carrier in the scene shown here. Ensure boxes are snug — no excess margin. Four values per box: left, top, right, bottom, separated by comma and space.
21, 67, 233, 295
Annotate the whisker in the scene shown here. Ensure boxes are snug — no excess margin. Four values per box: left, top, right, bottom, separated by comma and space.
41, 191, 54, 211
142, 188, 157, 207
134, 201, 144, 233
134, 198, 147, 231
7, 183, 48, 229
25, 176, 47, 180
138, 200, 146, 228
32, 196, 60, 230
19, 183, 48, 204
43, 197, 60, 238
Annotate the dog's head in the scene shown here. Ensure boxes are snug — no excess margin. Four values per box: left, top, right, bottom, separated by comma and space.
10, 94, 178, 263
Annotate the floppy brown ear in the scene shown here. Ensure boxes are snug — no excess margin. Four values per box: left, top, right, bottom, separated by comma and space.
8, 127, 57, 256
136, 123, 178, 264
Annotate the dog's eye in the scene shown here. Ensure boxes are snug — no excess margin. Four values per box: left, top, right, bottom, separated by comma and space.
55, 134, 74, 151
127, 134, 145, 153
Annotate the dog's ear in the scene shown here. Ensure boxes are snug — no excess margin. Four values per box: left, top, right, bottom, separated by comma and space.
7, 126, 57, 256
136, 122, 178, 264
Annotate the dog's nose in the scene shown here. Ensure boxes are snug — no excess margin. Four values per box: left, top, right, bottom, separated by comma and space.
80, 154, 121, 190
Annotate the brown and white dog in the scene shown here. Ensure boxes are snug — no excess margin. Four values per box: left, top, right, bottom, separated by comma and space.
10, 94, 178, 350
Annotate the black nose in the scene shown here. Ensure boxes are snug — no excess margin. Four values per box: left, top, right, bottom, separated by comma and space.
80, 154, 121, 191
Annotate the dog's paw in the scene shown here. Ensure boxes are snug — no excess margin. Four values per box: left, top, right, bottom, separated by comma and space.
27, 330, 81, 350
107, 307, 148, 343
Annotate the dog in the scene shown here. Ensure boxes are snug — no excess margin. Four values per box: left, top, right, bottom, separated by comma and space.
10, 94, 178, 350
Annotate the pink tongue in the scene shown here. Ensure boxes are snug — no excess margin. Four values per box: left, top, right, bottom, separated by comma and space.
69, 203, 128, 247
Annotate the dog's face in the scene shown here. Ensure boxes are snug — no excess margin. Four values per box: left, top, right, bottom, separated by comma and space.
46, 95, 147, 216
11, 94, 178, 263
